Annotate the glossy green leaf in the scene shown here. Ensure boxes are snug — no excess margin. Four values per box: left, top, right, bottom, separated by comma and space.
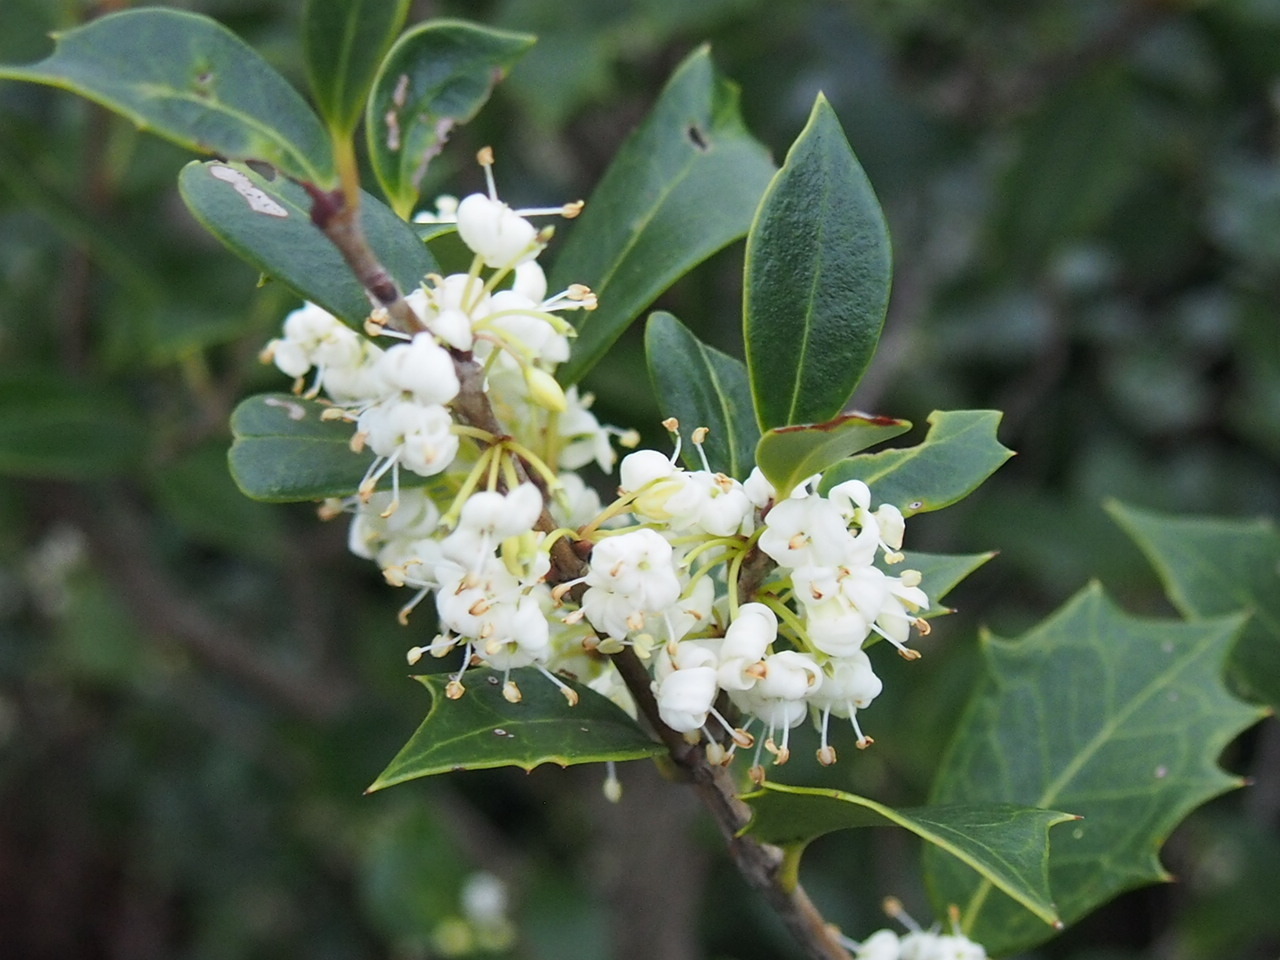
1108, 501, 1280, 711
743, 783, 1073, 927
644, 311, 759, 479
305, 0, 409, 138
367, 20, 535, 219
179, 160, 436, 328
755, 414, 910, 500
819, 410, 1013, 516
0, 9, 333, 185
926, 585, 1264, 955
553, 46, 775, 386
368, 668, 663, 789
0, 375, 145, 480
899, 550, 997, 618
228, 392, 373, 502
744, 94, 891, 431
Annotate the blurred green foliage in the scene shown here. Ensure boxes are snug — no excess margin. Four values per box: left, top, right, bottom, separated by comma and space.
1, 1, 1278, 958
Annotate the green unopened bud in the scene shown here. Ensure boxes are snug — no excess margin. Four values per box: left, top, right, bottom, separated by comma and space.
524, 367, 567, 412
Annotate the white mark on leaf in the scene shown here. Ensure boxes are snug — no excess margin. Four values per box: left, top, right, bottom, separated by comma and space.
392, 73, 411, 108
209, 164, 288, 217
1154, 765, 1169, 779
263, 396, 306, 421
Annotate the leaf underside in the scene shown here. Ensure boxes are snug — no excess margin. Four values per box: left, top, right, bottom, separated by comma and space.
743, 783, 1073, 927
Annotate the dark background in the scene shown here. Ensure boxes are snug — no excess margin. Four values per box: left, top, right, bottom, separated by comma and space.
1, 0, 1278, 957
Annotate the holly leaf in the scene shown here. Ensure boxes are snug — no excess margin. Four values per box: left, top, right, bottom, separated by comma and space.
820, 410, 1012, 516
744, 94, 891, 431
925, 585, 1264, 956
367, 20, 535, 219
553, 46, 775, 386
644, 311, 759, 479
755, 414, 910, 500
899, 550, 997, 618
304, 0, 410, 139
742, 783, 1073, 928
367, 668, 663, 789
179, 160, 436, 329
1108, 500, 1280, 712
0, 9, 333, 185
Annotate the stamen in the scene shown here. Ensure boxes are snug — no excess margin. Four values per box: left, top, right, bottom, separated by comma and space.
662, 418, 682, 463
396, 587, 432, 625
691, 427, 712, 472
477, 146, 497, 199
537, 666, 580, 706
602, 760, 622, 802
882, 897, 921, 933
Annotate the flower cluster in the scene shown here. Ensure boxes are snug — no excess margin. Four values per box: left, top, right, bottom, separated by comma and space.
844, 903, 987, 960
262, 150, 931, 778
850, 928, 986, 960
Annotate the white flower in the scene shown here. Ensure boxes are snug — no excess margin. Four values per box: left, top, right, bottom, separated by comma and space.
512, 260, 548, 301
743, 467, 776, 509
581, 529, 682, 638
758, 495, 862, 569
456, 193, 540, 269
359, 399, 458, 479
854, 930, 903, 960
378, 333, 460, 406
347, 487, 441, 560
654, 640, 719, 732
558, 388, 616, 473
717, 602, 776, 691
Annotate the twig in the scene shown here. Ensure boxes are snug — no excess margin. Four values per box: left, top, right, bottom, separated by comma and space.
303, 185, 427, 335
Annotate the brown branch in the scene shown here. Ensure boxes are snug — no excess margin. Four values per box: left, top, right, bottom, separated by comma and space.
304, 185, 426, 335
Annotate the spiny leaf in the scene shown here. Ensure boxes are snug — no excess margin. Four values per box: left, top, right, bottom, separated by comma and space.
755, 414, 910, 500
744, 93, 891, 431
925, 584, 1264, 956
178, 160, 436, 329
644, 311, 759, 479
0, 9, 333, 185
742, 783, 1074, 927
305, 0, 410, 138
553, 46, 775, 386
820, 410, 1013, 516
368, 668, 663, 789
900, 550, 997, 618
1108, 500, 1280, 712
367, 20, 535, 219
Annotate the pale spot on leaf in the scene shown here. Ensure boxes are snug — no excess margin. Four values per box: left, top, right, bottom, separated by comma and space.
209, 164, 288, 217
